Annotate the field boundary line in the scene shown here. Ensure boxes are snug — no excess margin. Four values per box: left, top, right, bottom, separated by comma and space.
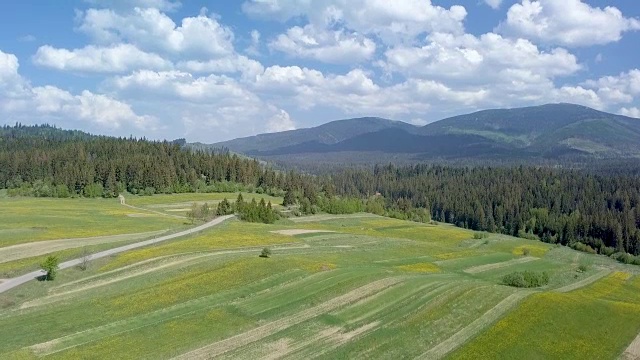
463, 257, 538, 274
621, 329, 640, 360
171, 277, 402, 360
416, 290, 532, 360
0, 215, 235, 294
554, 269, 611, 293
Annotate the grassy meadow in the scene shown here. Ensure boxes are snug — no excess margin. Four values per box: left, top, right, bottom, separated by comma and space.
0, 192, 279, 277
0, 202, 640, 359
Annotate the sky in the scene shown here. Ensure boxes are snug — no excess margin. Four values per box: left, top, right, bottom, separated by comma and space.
0, 0, 639, 143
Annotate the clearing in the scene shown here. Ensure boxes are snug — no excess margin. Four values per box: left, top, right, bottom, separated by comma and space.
0, 210, 639, 359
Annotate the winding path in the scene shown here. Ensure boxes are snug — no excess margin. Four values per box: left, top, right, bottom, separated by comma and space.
0, 215, 235, 295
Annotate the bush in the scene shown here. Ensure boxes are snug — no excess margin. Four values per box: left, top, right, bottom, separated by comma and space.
40, 255, 59, 281
571, 242, 597, 254
473, 232, 488, 240
517, 230, 539, 241
259, 247, 272, 258
577, 264, 589, 273
502, 271, 550, 288
522, 248, 531, 256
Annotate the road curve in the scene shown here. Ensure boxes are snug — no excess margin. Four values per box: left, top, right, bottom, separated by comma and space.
0, 215, 235, 294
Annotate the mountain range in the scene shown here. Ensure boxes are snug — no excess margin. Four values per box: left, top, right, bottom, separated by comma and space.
209, 103, 640, 166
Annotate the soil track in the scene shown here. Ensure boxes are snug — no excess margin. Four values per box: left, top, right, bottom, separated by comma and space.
417, 290, 532, 359
270, 229, 335, 236
172, 277, 402, 360
0, 215, 235, 294
0, 230, 168, 264
463, 257, 538, 274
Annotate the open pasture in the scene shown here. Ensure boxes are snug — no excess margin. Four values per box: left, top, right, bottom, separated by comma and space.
0, 193, 280, 277
0, 213, 639, 359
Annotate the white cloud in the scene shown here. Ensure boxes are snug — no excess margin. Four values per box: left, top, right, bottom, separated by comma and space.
484, 0, 503, 9
33, 44, 172, 73
77, 7, 235, 57
582, 69, 640, 104
243, 0, 468, 45
382, 32, 581, 82
270, 24, 376, 64
84, 0, 181, 12
177, 55, 264, 80
267, 109, 296, 132
0, 49, 154, 133
254, 65, 487, 117
17, 34, 36, 42
620, 107, 640, 119
246, 29, 261, 56
499, 0, 640, 47
106, 69, 293, 139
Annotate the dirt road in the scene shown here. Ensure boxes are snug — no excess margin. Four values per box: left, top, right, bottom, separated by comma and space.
0, 215, 234, 294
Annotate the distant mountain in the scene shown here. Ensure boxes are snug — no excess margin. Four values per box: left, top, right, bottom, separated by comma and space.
205, 104, 640, 166
212, 117, 417, 154
419, 103, 640, 157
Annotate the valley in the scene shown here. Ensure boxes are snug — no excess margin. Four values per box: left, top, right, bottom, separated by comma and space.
1, 195, 640, 359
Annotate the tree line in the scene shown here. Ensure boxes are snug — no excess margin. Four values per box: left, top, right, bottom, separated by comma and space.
328, 164, 640, 257
0, 124, 310, 198
4, 125, 640, 261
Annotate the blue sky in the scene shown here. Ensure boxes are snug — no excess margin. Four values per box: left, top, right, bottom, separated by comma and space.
0, 0, 639, 142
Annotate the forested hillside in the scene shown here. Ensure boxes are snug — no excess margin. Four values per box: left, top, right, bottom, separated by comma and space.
331, 165, 640, 257
4, 124, 640, 261
0, 124, 302, 197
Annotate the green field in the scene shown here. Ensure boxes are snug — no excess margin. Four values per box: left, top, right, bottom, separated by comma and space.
0, 193, 280, 277
1, 206, 640, 359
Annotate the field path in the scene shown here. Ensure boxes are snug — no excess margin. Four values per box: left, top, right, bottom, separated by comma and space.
621, 331, 640, 360
0, 215, 235, 294
416, 290, 532, 360
463, 257, 538, 274
121, 203, 186, 219
171, 277, 402, 360
0, 230, 168, 264
554, 269, 611, 293
289, 214, 379, 223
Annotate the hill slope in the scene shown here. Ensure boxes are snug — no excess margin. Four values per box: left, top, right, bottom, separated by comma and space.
206, 103, 640, 164
212, 117, 418, 153
420, 103, 640, 157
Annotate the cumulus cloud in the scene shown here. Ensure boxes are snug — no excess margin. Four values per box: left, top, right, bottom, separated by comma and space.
33, 44, 172, 73
243, 0, 467, 45
254, 65, 487, 117
484, 0, 503, 9
382, 32, 581, 82
267, 109, 296, 132
77, 7, 235, 57
270, 24, 376, 64
582, 69, 640, 104
620, 107, 640, 119
0, 49, 154, 133
499, 0, 640, 47
105, 69, 293, 139
84, 0, 181, 12
177, 55, 264, 80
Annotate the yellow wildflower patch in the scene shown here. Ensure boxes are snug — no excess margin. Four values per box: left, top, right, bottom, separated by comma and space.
396, 263, 440, 273
512, 244, 549, 257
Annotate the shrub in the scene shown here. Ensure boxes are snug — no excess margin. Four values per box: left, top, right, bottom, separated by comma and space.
577, 264, 589, 273
259, 248, 272, 258
571, 242, 597, 254
522, 248, 531, 256
40, 255, 59, 281
502, 271, 550, 288
517, 230, 539, 241
473, 232, 488, 240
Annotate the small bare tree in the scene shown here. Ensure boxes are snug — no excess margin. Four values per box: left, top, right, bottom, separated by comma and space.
78, 247, 91, 271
